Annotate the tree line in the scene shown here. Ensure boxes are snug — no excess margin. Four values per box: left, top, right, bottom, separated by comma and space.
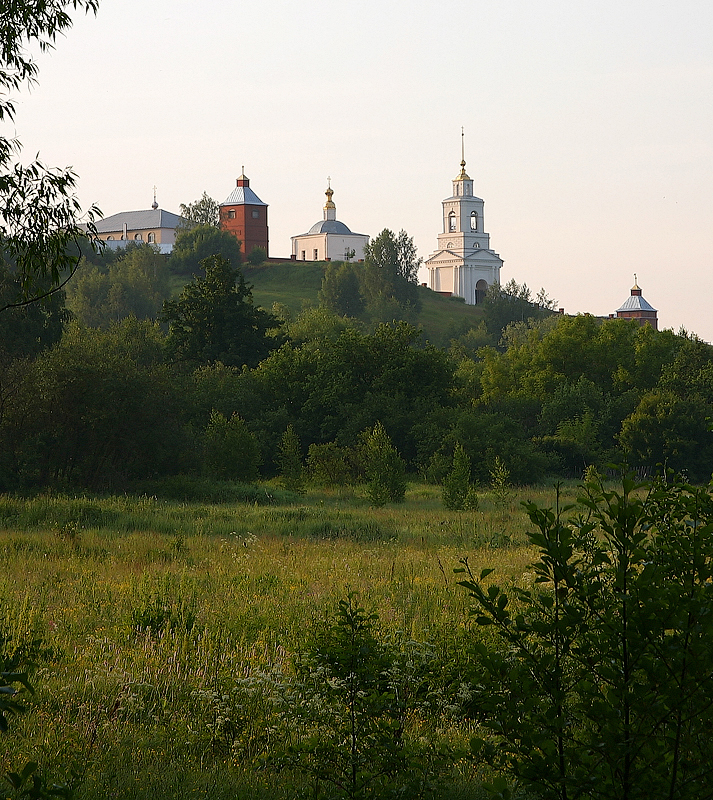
2, 233, 713, 493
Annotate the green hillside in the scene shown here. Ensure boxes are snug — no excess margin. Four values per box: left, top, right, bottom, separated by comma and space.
243, 260, 485, 345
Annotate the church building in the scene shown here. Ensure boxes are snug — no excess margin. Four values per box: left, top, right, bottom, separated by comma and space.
426, 141, 503, 304
291, 184, 369, 262
219, 170, 269, 258
93, 192, 185, 254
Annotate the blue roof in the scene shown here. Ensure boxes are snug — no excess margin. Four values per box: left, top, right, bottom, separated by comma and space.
307, 219, 353, 235
220, 186, 267, 207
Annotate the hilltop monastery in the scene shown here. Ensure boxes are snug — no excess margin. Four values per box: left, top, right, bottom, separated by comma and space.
92, 150, 657, 325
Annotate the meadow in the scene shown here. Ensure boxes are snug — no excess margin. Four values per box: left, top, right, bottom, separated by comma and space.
1, 481, 581, 799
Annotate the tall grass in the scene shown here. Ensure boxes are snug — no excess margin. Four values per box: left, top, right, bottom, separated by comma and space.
0, 479, 580, 799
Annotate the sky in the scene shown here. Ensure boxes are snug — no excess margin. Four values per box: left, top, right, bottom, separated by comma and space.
10, 0, 713, 339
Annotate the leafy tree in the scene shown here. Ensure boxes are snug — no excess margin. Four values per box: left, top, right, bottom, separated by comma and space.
247, 321, 455, 465
66, 244, 170, 327
306, 442, 361, 487
454, 410, 554, 485
362, 422, 406, 506
0, 265, 68, 358
443, 442, 478, 511
361, 229, 421, 314
458, 473, 713, 800
247, 246, 267, 266
204, 410, 260, 482
283, 306, 353, 346
319, 261, 364, 317
278, 423, 304, 492
168, 224, 243, 276
1, 318, 188, 490
0, 0, 101, 311
178, 192, 219, 227
619, 390, 713, 481
658, 333, 713, 402
162, 255, 280, 369
448, 322, 495, 359
480, 279, 556, 341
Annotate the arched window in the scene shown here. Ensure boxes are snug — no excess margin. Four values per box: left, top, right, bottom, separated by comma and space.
147, 233, 155, 244
106, 236, 114, 241
476, 279, 488, 305
134, 233, 143, 241
448, 211, 456, 232
470, 211, 478, 231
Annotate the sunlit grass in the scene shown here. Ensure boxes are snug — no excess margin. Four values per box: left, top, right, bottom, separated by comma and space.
0, 479, 582, 799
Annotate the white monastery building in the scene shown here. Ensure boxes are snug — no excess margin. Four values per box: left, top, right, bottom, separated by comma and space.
291, 184, 369, 262
93, 193, 186, 254
426, 144, 503, 304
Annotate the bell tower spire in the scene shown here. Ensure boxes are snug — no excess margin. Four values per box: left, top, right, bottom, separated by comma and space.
453, 128, 473, 195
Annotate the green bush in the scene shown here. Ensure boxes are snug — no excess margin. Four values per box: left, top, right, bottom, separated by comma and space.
204, 411, 261, 482
459, 472, 713, 799
306, 442, 362, 487
278, 594, 449, 799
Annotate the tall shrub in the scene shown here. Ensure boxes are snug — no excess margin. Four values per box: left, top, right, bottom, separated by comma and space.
458, 473, 713, 800
278, 424, 304, 493
204, 411, 260, 482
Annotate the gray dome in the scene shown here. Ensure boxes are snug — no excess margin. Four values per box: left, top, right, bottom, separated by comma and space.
308, 219, 352, 235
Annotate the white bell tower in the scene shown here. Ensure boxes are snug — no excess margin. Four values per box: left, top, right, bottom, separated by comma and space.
426, 131, 503, 304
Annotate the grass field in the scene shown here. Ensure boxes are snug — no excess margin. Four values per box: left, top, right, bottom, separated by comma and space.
242, 261, 486, 346
1, 480, 582, 799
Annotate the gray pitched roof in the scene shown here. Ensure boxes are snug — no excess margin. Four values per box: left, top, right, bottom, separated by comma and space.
220, 186, 267, 206
617, 294, 657, 313
95, 208, 185, 233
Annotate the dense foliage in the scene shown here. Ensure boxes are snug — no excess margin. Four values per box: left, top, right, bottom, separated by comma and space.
320, 229, 422, 322
459, 472, 713, 799
162, 254, 279, 369
168, 224, 243, 276
3, 264, 713, 491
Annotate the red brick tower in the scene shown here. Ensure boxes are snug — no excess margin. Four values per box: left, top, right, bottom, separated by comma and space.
219, 169, 269, 258
616, 277, 658, 329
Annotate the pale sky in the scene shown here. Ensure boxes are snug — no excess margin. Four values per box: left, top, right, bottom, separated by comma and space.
11, 0, 713, 339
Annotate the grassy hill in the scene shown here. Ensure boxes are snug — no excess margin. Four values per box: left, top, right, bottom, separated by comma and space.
243, 260, 485, 346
